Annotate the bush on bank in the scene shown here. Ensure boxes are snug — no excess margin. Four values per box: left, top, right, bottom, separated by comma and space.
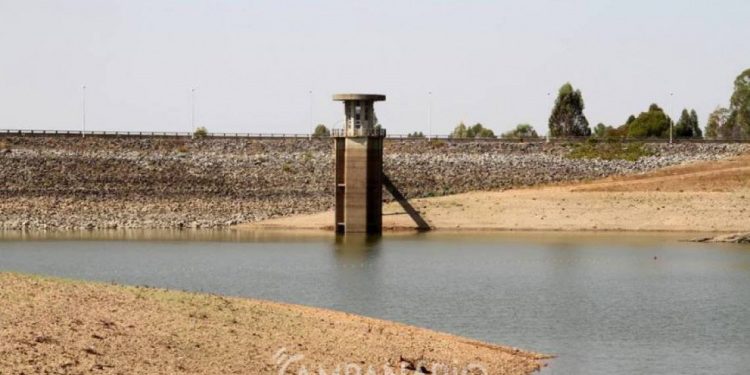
567, 140, 655, 161
193, 127, 208, 138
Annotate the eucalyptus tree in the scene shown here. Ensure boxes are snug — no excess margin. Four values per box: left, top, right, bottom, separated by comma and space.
729, 68, 750, 138
548, 83, 591, 137
674, 109, 702, 138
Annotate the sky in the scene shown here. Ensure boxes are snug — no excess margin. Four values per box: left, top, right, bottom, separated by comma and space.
1, 0, 749, 135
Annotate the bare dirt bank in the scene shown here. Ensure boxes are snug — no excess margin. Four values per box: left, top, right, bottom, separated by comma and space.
245, 154, 750, 233
0, 273, 549, 374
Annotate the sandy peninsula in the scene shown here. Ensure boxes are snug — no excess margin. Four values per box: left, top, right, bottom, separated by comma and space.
0, 273, 549, 375
244, 153, 750, 233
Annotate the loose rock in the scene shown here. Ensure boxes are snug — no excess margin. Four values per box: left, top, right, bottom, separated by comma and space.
0, 136, 747, 230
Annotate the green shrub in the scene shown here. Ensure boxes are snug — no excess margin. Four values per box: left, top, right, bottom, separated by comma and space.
501, 124, 539, 139
450, 122, 496, 138
407, 131, 425, 138
627, 104, 671, 138
568, 142, 654, 162
193, 126, 208, 138
313, 124, 330, 137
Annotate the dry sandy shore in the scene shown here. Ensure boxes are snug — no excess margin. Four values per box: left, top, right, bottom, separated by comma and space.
245, 154, 750, 233
0, 273, 549, 375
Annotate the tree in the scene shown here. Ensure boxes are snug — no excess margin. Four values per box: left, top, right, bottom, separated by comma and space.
729, 68, 750, 138
674, 109, 690, 138
592, 122, 628, 140
548, 83, 591, 137
501, 124, 539, 139
407, 131, 425, 138
593, 123, 608, 138
690, 110, 702, 138
451, 122, 469, 138
471, 123, 496, 138
674, 109, 702, 138
627, 104, 672, 138
193, 126, 208, 138
451, 122, 495, 138
610, 115, 637, 138
313, 124, 330, 137
592, 123, 620, 138
705, 107, 733, 140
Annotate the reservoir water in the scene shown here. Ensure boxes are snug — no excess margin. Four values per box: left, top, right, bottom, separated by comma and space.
1, 230, 749, 375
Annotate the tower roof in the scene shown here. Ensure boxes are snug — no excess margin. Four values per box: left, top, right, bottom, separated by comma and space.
332, 94, 386, 102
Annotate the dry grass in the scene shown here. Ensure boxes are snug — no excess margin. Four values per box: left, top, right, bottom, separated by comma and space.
574, 153, 750, 192
567, 141, 654, 161
0, 273, 548, 375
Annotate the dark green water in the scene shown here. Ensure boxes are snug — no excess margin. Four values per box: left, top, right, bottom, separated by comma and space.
1, 230, 749, 375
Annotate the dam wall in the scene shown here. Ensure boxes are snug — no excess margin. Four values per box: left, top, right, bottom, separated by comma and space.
0, 136, 747, 230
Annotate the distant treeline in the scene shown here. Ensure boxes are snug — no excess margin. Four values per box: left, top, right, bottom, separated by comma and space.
313, 68, 750, 141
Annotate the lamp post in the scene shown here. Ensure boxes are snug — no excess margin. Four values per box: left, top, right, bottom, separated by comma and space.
669, 92, 674, 144
546, 92, 551, 143
81, 85, 86, 138
191, 88, 196, 135
428, 91, 432, 140
309, 90, 313, 133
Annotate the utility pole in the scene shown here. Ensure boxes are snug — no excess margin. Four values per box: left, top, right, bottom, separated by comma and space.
669, 92, 674, 145
546, 92, 551, 143
191, 88, 196, 135
427, 91, 432, 140
81, 85, 86, 138
309, 90, 314, 133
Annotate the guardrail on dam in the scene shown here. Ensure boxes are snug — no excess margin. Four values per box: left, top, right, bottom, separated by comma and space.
1, 128, 749, 143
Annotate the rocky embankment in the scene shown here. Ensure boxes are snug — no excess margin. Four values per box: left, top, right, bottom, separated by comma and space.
0, 136, 747, 230
692, 233, 750, 244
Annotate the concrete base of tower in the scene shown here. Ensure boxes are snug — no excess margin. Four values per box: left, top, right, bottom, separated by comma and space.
334, 136, 383, 235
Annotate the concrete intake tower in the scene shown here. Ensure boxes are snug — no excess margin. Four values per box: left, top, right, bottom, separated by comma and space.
332, 94, 386, 235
